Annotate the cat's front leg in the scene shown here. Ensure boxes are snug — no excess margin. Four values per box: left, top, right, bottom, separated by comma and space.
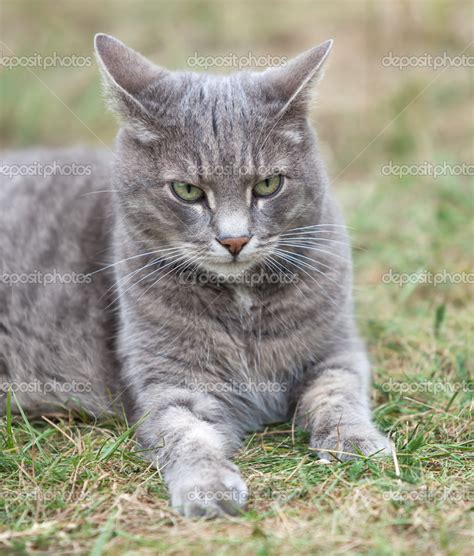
134, 387, 248, 518
297, 352, 391, 461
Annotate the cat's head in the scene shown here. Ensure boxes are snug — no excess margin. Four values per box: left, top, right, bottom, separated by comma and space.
95, 34, 333, 278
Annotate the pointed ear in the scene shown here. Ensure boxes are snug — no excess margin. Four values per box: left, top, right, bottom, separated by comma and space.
262, 39, 333, 115
94, 33, 163, 120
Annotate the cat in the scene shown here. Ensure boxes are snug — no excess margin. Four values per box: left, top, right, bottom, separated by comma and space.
0, 34, 391, 517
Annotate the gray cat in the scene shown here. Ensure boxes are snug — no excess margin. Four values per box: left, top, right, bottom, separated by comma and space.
0, 34, 391, 517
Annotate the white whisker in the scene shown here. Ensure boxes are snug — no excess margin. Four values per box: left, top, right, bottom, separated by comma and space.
272, 251, 341, 311
101, 248, 184, 302
280, 230, 347, 239
80, 189, 120, 197
264, 255, 311, 299
283, 223, 352, 233
274, 248, 341, 281
278, 234, 350, 243
90, 245, 182, 276
138, 248, 207, 300
276, 242, 349, 264
108, 252, 187, 308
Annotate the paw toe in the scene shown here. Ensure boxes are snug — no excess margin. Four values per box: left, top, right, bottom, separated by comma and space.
311, 427, 392, 461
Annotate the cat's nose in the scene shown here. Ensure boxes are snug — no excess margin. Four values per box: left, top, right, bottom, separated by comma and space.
217, 235, 251, 256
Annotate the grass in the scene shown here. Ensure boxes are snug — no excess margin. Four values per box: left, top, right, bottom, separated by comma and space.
0, 0, 473, 554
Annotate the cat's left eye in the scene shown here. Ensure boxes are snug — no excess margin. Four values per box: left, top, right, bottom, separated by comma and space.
171, 181, 205, 203
253, 175, 283, 198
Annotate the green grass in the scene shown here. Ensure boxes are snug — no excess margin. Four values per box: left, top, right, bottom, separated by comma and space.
0, 1, 473, 554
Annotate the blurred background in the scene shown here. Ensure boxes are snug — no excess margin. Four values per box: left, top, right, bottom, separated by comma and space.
1, 1, 472, 170
0, 0, 472, 360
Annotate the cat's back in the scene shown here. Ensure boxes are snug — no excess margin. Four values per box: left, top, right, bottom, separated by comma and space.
0, 146, 113, 272
0, 147, 118, 416
0, 146, 112, 224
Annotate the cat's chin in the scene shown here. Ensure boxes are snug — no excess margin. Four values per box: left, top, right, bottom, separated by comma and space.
203, 260, 255, 279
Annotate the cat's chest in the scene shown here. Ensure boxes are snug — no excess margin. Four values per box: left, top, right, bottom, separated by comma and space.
217, 288, 304, 419
230, 287, 267, 345
233, 288, 254, 315
223, 288, 299, 424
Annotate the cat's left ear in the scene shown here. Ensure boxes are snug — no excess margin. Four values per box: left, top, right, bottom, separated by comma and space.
261, 39, 333, 115
94, 33, 163, 121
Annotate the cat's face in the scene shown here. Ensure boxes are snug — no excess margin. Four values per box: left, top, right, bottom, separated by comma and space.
96, 35, 332, 277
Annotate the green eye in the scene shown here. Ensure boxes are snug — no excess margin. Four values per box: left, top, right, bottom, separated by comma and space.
253, 175, 283, 198
171, 181, 205, 202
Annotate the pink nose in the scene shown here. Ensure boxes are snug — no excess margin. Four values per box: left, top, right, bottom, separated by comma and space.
217, 236, 250, 256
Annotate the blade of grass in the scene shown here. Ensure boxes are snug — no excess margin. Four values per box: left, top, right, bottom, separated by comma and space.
5, 389, 14, 449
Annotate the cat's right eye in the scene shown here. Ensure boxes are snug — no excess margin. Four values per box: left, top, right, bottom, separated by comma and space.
171, 181, 205, 203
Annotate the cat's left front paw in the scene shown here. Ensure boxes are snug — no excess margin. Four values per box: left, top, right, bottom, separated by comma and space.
310, 422, 392, 461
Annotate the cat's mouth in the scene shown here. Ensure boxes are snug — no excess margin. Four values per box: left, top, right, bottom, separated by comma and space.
198, 237, 264, 277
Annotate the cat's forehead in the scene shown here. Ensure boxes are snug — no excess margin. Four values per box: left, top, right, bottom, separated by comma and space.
138, 73, 271, 176
161, 72, 264, 130
138, 72, 296, 177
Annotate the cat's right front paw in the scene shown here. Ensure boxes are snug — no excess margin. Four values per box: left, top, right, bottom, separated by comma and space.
168, 460, 248, 518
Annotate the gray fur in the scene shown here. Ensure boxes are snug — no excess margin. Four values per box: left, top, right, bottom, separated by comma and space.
0, 34, 390, 518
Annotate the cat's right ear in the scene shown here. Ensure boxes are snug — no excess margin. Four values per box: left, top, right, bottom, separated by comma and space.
94, 34, 162, 121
